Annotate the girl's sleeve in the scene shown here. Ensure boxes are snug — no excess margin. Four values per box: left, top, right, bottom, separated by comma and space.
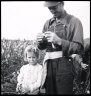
17, 66, 24, 86
28, 66, 43, 92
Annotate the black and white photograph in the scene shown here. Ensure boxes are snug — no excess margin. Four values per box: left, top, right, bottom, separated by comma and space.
1, 1, 90, 95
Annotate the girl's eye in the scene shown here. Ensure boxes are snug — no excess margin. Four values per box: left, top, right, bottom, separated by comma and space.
29, 57, 36, 59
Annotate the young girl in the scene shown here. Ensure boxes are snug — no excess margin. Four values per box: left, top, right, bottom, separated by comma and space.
16, 45, 43, 95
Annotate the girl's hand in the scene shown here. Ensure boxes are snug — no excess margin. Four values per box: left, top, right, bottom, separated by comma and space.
44, 31, 62, 45
16, 84, 22, 94
40, 88, 46, 94
21, 87, 30, 94
30, 89, 39, 95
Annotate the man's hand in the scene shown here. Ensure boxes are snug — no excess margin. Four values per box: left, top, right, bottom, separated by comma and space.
36, 33, 44, 43
44, 31, 62, 45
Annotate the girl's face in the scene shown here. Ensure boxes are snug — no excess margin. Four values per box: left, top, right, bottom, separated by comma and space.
26, 52, 38, 65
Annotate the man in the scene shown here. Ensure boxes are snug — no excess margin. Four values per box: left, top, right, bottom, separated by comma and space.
36, 1, 84, 94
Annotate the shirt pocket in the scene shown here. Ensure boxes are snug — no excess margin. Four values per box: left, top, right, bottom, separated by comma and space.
55, 24, 67, 39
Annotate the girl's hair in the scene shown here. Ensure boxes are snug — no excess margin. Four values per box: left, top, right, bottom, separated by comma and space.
24, 45, 39, 61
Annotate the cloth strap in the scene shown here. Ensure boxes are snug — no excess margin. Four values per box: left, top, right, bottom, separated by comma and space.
41, 51, 63, 88
43, 51, 63, 65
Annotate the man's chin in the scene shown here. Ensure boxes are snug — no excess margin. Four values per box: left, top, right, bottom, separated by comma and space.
53, 14, 58, 18
54, 15, 61, 19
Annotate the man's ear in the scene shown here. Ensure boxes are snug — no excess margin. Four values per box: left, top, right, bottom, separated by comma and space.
60, 1, 64, 6
61, 1, 64, 6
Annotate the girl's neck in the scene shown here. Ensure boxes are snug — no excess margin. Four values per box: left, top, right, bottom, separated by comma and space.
29, 63, 37, 66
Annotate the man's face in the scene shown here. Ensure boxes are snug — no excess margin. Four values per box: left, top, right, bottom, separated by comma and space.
48, 3, 63, 18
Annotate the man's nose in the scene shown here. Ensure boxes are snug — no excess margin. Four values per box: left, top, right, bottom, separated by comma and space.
49, 8, 53, 11
49, 8, 55, 14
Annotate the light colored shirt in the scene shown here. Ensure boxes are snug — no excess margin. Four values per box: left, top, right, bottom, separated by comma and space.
17, 63, 43, 92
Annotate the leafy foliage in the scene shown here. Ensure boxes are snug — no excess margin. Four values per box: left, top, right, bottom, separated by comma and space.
1, 38, 90, 95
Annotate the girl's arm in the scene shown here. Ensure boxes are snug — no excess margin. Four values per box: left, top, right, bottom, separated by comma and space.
17, 66, 24, 86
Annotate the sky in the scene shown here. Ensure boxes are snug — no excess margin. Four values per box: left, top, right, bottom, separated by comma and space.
1, 1, 90, 40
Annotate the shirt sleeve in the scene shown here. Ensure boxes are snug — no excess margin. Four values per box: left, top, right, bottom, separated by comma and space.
84, 38, 90, 52
17, 66, 24, 86
75, 54, 83, 64
61, 17, 84, 56
28, 66, 43, 92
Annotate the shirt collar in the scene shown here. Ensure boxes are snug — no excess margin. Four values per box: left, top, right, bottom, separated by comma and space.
50, 11, 69, 26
